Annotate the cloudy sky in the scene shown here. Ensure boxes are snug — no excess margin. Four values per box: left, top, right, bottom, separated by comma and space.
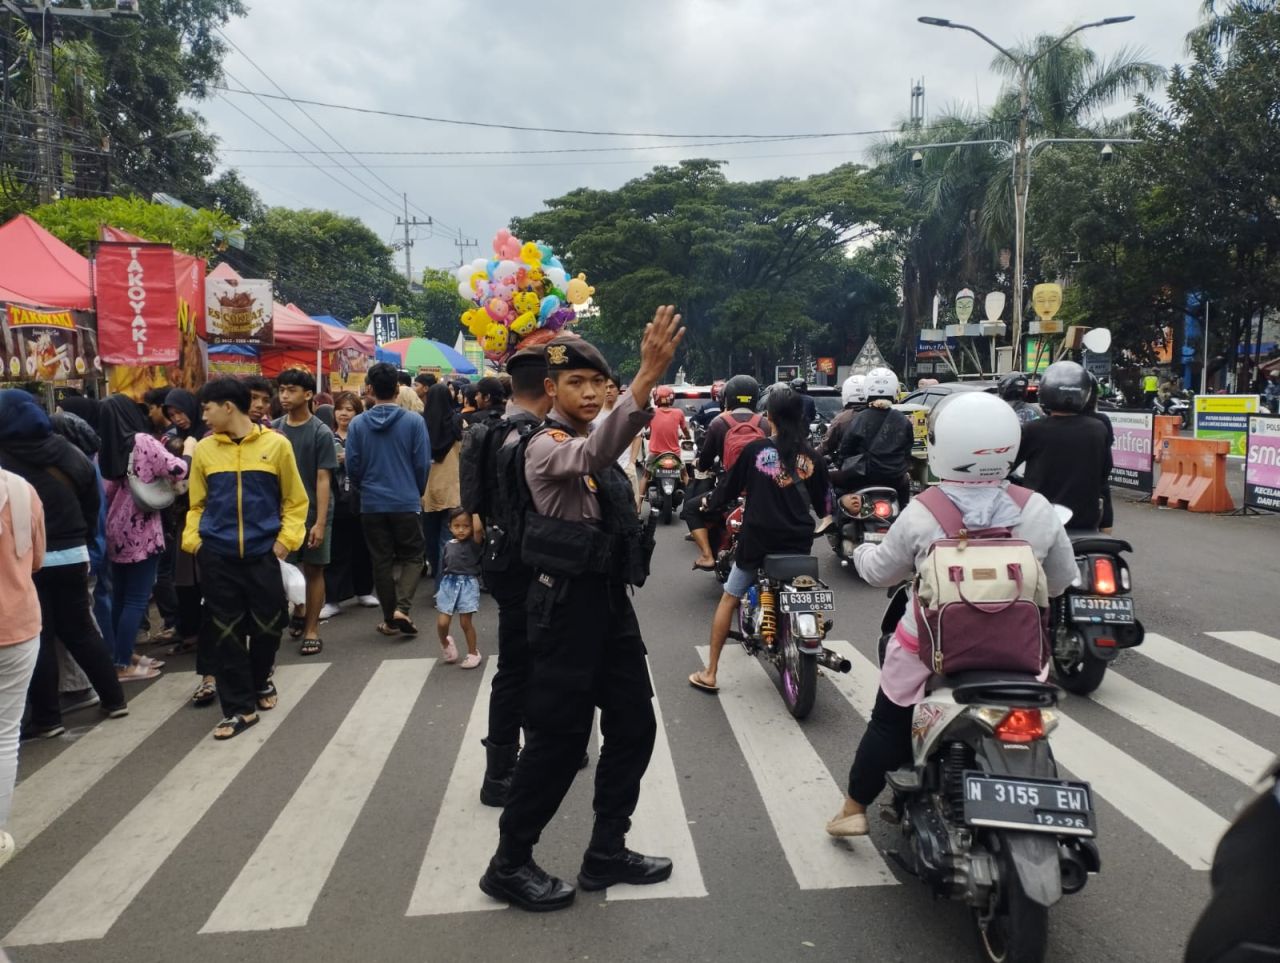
197, 0, 1206, 274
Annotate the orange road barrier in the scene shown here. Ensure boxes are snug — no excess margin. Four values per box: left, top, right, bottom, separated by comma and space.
1152, 415, 1181, 464
1151, 437, 1234, 513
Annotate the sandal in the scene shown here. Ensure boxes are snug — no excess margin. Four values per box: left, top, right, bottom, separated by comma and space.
289, 614, 305, 639
213, 713, 259, 740
688, 669, 719, 694
257, 683, 279, 711
192, 679, 217, 706
375, 622, 399, 637
692, 561, 716, 572
299, 637, 323, 657
391, 615, 418, 636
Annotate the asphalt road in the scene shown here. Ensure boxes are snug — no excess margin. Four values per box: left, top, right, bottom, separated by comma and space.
3, 494, 1278, 963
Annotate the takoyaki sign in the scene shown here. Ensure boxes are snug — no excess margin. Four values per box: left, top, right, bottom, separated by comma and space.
205, 277, 274, 345
1, 303, 101, 382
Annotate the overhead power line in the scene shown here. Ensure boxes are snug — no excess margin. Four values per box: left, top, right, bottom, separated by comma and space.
217, 135, 846, 157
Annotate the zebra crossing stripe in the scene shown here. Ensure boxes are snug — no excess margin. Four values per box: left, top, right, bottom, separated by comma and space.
1088, 671, 1273, 785
596, 660, 707, 902
9, 673, 192, 848
201, 660, 434, 933
697, 645, 897, 890
5, 664, 327, 946
1205, 631, 1280, 668
406, 658, 505, 916
1139, 634, 1280, 720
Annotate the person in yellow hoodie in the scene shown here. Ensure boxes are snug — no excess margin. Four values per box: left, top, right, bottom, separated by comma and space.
183, 377, 308, 741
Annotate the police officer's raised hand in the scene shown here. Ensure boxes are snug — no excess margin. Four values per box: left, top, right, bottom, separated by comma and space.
631, 305, 686, 407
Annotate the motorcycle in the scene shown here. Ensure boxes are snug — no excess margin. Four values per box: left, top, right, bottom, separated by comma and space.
712, 499, 743, 584
729, 554, 850, 718
1049, 532, 1144, 695
1152, 394, 1191, 429
878, 588, 1100, 963
829, 486, 900, 567
647, 451, 686, 525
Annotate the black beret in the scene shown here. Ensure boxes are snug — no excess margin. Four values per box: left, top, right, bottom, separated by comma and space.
505, 346, 547, 376
545, 335, 610, 379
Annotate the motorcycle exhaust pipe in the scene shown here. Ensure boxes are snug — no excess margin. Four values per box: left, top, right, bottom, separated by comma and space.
1059, 846, 1089, 895
818, 647, 852, 674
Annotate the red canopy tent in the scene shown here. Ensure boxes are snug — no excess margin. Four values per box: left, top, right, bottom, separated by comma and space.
0, 214, 92, 310
205, 262, 374, 377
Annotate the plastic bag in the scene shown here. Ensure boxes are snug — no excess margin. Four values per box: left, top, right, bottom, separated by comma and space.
279, 559, 307, 607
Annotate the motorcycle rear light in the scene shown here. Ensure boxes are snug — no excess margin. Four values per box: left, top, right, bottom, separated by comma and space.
873, 500, 893, 519
994, 708, 1045, 743
658, 456, 679, 469
1092, 558, 1117, 595
1096, 637, 1116, 648
1119, 565, 1131, 591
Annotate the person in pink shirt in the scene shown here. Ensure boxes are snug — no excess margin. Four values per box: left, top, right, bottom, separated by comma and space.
0, 466, 46, 870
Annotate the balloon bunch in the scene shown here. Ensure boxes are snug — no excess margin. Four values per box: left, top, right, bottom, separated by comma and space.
457, 228, 595, 363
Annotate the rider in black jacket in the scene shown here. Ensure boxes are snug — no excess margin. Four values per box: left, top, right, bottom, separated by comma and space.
829, 368, 914, 508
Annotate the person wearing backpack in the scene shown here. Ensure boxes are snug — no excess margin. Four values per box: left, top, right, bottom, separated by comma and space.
688, 385, 831, 693
826, 391, 1077, 837
829, 367, 914, 510
685, 374, 767, 570
459, 346, 552, 807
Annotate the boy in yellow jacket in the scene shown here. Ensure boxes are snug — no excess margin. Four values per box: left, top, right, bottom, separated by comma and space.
184, 377, 308, 740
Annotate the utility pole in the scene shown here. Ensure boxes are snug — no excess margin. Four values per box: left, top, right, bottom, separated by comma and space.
395, 193, 431, 287
909, 78, 925, 129
454, 235, 478, 266
3, 0, 138, 203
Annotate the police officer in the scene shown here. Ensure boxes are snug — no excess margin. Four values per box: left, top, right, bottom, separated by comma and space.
479, 306, 685, 913
459, 347, 553, 807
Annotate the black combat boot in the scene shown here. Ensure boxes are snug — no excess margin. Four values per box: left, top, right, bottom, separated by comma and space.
479, 739, 519, 808
577, 816, 673, 891
478, 836, 576, 913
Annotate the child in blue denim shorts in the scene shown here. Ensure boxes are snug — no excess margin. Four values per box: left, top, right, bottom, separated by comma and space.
436, 508, 483, 669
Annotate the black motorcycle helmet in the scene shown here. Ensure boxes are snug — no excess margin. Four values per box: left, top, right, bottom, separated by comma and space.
789, 377, 808, 393
721, 374, 761, 411
1038, 361, 1091, 414
999, 372, 1030, 402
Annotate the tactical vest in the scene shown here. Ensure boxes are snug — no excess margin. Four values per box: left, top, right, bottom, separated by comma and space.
471, 411, 541, 573
519, 416, 656, 586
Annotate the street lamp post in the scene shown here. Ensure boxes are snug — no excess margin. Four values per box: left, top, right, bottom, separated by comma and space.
917, 15, 1135, 366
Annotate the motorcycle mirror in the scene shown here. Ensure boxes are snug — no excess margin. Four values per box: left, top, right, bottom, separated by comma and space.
1082, 328, 1112, 355
1053, 504, 1075, 526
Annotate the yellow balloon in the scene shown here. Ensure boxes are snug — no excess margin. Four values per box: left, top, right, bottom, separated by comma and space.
565, 273, 595, 306
512, 291, 540, 316
529, 268, 544, 285
483, 322, 510, 353
462, 309, 488, 336
519, 241, 542, 266
469, 271, 487, 292
510, 311, 537, 336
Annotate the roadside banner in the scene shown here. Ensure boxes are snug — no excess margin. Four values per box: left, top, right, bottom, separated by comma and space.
1244, 415, 1280, 512
1104, 410, 1155, 493
93, 242, 180, 365
1, 303, 100, 381
206, 277, 274, 345
1194, 395, 1258, 457
328, 347, 370, 393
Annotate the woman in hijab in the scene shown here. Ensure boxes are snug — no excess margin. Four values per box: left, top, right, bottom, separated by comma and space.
421, 382, 463, 580
0, 462, 45, 868
0, 390, 128, 738
97, 394, 149, 483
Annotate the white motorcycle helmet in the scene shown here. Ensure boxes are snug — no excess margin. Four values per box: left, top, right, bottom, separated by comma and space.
865, 367, 899, 401
926, 392, 1022, 482
841, 374, 867, 406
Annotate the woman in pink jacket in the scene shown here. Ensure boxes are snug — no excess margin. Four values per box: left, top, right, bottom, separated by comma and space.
0, 466, 46, 870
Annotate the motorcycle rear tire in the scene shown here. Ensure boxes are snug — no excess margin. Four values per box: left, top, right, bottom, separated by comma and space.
660, 493, 673, 525
779, 638, 817, 720
976, 864, 1049, 963
1053, 652, 1109, 696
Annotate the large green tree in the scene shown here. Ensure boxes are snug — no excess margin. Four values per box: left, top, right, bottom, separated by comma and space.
513, 160, 903, 380
232, 208, 408, 321
30, 195, 239, 257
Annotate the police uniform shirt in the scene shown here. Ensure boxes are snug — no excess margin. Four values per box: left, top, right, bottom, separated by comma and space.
525, 392, 651, 522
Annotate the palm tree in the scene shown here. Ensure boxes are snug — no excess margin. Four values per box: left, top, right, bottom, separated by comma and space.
1190, 0, 1280, 49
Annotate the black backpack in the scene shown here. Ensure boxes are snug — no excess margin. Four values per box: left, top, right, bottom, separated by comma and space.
466, 413, 541, 572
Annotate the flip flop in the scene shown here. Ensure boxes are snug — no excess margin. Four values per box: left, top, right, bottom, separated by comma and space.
692, 561, 716, 572
299, 637, 323, 657
191, 679, 217, 706
256, 683, 279, 711
688, 670, 719, 694
213, 713, 259, 741
375, 623, 399, 637
288, 614, 305, 639
391, 615, 418, 637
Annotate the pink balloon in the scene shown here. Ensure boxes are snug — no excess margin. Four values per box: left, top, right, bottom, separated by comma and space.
485, 298, 510, 321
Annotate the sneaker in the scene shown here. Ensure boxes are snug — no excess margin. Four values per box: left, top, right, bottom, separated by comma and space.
117, 664, 160, 683
356, 595, 380, 608
319, 602, 342, 620
21, 723, 65, 741
0, 830, 15, 871
100, 703, 129, 719
459, 652, 482, 670
60, 689, 100, 714
441, 636, 459, 664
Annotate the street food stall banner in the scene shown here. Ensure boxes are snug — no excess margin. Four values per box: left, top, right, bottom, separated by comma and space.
1194, 394, 1258, 457
206, 277, 274, 345
1103, 410, 1155, 493
329, 347, 370, 393
1245, 415, 1280, 513
94, 242, 180, 365
1, 303, 100, 381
